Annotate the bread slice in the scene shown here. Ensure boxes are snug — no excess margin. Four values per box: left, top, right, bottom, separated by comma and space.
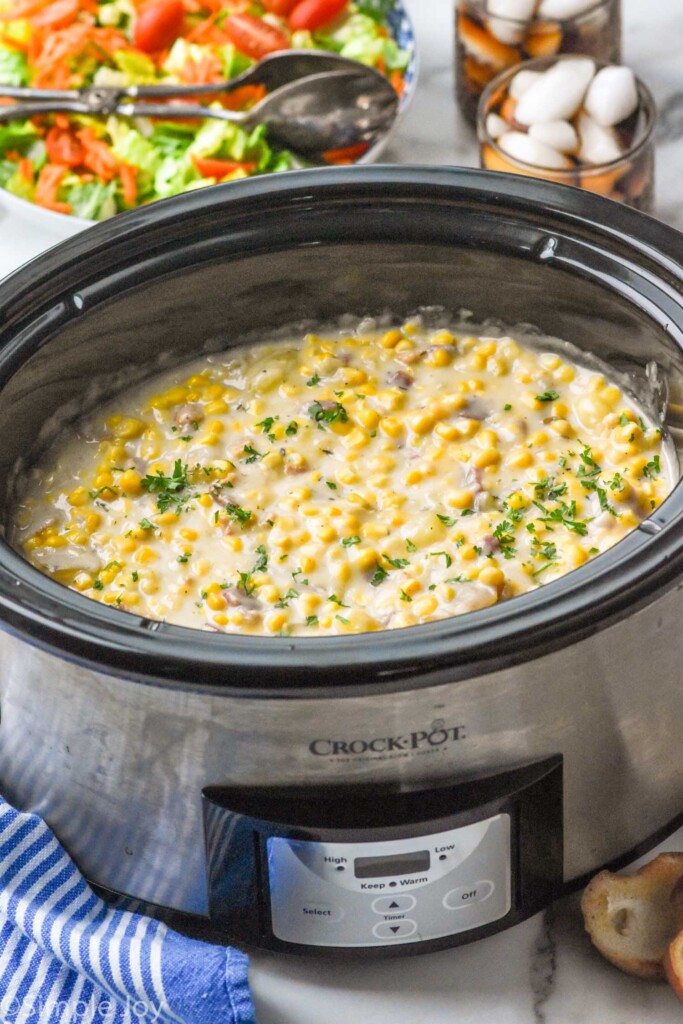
664, 923, 683, 1001
581, 853, 683, 979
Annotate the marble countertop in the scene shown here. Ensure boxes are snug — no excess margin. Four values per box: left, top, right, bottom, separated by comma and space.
1, 0, 682, 1020
251, 1, 683, 1021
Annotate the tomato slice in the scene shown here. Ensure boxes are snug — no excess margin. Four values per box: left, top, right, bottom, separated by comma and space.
191, 155, 257, 179
288, 0, 348, 32
262, 0, 298, 13
45, 126, 84, 167
133, 0, 185, 53
224, 13, 290, 59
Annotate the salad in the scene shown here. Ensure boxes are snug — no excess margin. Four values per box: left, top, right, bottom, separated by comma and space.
0, 0, 410, 219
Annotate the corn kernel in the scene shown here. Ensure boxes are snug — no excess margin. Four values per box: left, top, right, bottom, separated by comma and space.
135, 547, 159, 565
507, 450, 534, 469
380, 329, 403, 349
357, 406, 380, 431
113, 418, 145, 441
406, 412, 434, 435
301, 555, 317, 573
224, 535, 243, 552
119, 469, 143, 495
425, 346, 452, 368
353, 547, 379, 571
266, 611, 288, 632
380, 417, 404, 438
68, 487, 90, 507
478, 566, 505, 589
460, 545, 478, 561
413, 595, 438, 617
564, 544, 588, 568
199, 493, 213, 508
446, 489, 474, 510
73, 572, 94, 592
472, 448, 500, 469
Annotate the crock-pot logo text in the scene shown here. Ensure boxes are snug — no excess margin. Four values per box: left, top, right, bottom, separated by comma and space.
309, 724, 466, 759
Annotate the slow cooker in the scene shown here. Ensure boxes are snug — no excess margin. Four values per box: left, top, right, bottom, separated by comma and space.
0, 167, 681, 957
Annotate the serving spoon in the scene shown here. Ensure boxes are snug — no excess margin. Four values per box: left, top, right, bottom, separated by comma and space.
0, 52, 399, 159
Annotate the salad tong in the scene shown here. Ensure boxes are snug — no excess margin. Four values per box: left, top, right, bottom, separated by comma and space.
0, 50, 399, 158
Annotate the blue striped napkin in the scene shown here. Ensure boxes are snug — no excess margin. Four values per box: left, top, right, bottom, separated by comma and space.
0, 796, 255, 1023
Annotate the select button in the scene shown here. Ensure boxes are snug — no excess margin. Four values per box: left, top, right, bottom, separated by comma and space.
372, 895, 417, 915
301, 903, 344, 922
443, 881, 495, 909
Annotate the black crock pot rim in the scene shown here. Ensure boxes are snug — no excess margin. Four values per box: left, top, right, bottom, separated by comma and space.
0, 165, 682, 698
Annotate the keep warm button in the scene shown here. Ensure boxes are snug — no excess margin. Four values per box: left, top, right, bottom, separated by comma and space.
301, 903, 344, 922
443, 881, 495, 909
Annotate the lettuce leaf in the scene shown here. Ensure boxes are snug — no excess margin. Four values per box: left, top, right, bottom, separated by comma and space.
66, 180, 117, 220
0, 44, 28, 86
0, 120, 38, 156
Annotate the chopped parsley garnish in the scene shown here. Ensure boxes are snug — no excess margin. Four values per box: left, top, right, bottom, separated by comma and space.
285, 421, 299, 436
92, 580, 104, 590
534, 477, 567, 502
406, 539, 417, 552
620, 413, 630, 427
429, 551, 453, 568
504, 403, 512, 411
533, 499, 590, 536
89, 485, 118, 500
237, 545, 268, 595
142, 459, 195, 515
536, 390, 560, 402
177, 552, 190, 563
329, 593, 349, 606
446, 575, 469, 584
493, 520, 516, 559
255, 417, 277, 442
326, 480, 337, 490
306, 374, 321, 387
370, 563, 389, 587
342, 536, 361, 547
576, 444, 616, 516
242, 444, 264, 463
292, 568, 309, 585
308, 400, 348, 428
436, 513, 458, 527
382, 553, 409, 569
461, 509, 476, 517
275, 588, 298, 608
644, 456, 661, 480
399, 590, 412, 602
223, 502, 253, 526
131, 571, 139, 582
306, 615, 319, 626
336, 615, 350, 625
139, 518, 157, 531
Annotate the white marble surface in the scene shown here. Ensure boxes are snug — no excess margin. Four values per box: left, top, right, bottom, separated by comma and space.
250, 0, 683, 1021
1, 0, 682, 1020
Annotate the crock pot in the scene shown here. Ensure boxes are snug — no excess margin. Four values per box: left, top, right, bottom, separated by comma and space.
0, 167, 681, 957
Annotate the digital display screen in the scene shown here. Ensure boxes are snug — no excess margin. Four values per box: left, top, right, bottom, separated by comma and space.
354, 850, 431, 879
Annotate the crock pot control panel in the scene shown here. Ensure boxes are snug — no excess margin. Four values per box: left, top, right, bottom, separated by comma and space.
203, 756, 563, 955
267, 815, 510, 947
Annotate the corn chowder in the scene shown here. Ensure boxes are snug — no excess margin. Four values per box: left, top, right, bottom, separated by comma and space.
14, 321, 673, 636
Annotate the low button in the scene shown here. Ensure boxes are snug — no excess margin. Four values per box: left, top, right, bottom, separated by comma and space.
372, 919, 418, 940
443, 881, 495, 910
372, 895, 417, 915
301, 903, 344, 923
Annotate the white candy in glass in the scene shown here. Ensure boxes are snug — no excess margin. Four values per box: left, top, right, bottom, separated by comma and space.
584, 66, 639, 127
509, 69, 544, 99
528, 120, 579, 152
499, 130, 573, 169
486, 112, 509, 138
537, 0, 600, 18
577, 110, 623, 164
515, 58, 596, 125
486, 0, 538, 44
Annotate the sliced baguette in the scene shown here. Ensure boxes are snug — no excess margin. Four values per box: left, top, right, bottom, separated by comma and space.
581, 853, 683, 979
664, 920, 683, 1001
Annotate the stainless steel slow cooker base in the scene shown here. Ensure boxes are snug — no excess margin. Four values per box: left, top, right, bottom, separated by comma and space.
0, 169, 681, 955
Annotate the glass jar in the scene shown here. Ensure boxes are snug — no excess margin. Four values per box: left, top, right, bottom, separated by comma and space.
477, 56, 656, 211
456, 0, 621, 125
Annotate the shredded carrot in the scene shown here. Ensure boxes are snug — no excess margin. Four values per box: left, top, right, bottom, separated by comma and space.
0, 33, 28, 49
221, 83, 266, 110
0, 0, 54, 21
180, 52, 223, 83
30, 0, 80, 29
390, 69, 405, 97
18, 157, 34, 181
4, 149, 21, 159
34, 163, 71, 214
322, 142, 370, 165
77, 127, 119, 181
119, 163, 137, 205
46, 126, 84, 167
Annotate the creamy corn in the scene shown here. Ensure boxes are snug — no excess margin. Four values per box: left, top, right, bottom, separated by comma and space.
14, 323, 674, 636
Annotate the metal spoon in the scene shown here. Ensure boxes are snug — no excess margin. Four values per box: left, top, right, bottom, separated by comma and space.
0, 58, 399, 160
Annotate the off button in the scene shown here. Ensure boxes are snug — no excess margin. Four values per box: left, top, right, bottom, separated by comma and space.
372, 895, 417, 914
443, 881, 495, 909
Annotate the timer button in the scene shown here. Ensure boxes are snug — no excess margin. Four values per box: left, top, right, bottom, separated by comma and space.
372, 895, 417, 915
372, 919, 418, 940
443, 881, 495, 910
